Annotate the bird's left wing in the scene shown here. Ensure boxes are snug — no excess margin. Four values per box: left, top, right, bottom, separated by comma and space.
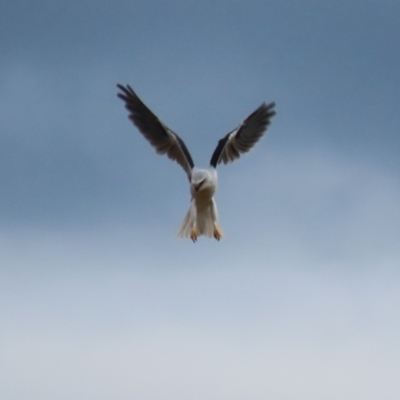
210, 102, 276, 167
117, 84, 194, 180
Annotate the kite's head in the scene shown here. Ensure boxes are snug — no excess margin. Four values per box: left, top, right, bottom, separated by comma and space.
190, 168, 217, 195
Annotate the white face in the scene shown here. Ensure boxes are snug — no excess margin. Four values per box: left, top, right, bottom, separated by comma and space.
191, 169, 208, 183
190, 169, 211, 192
190, 168, 217, 196
195, 179, 207, 192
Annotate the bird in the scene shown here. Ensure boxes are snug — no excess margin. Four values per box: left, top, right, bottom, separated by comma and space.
117, 84, 276, 242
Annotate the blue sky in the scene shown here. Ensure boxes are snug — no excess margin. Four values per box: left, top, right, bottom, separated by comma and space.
1, 1, 400, 399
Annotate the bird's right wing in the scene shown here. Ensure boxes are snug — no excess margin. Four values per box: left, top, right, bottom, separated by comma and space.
210, 102, 276, 167
117, 84, 194, 180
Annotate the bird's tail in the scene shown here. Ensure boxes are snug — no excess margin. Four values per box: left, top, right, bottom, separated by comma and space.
177, 203, 196, 239
177, 200, 223, 241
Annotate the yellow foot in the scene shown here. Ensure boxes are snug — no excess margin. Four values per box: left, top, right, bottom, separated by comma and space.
213, 224, 223, 241
190, 227, 198, 243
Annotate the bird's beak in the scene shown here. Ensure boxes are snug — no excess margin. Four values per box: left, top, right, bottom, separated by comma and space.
194, 179, 205, 192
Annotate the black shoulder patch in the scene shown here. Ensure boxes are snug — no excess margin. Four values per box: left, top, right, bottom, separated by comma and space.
209, 132, 231, 167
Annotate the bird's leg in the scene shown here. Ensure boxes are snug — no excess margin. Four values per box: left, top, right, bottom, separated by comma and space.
190, 226, 198, 243
210, 198, 222, 241
213, 224, 223, 241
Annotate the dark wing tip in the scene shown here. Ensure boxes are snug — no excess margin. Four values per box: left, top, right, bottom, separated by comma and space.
116, 83, 136, 102
254, 101, 277, 122
262, 101, 276, 118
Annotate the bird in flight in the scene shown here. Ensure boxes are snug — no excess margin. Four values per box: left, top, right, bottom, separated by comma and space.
117, 84, 276, 242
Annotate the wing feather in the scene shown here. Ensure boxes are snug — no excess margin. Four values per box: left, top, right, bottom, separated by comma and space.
117, 84, 194, 180
210, 102, 276, 167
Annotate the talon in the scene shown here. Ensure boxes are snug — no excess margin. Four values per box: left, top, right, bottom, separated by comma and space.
190, 227, 198, 243
213, 224, 223, 241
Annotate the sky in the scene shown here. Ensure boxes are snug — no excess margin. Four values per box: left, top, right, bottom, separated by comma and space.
1, 0, 400, 399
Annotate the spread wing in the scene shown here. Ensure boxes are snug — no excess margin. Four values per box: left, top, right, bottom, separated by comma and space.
117, 84, 194, 180
210, 102, 276, 167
